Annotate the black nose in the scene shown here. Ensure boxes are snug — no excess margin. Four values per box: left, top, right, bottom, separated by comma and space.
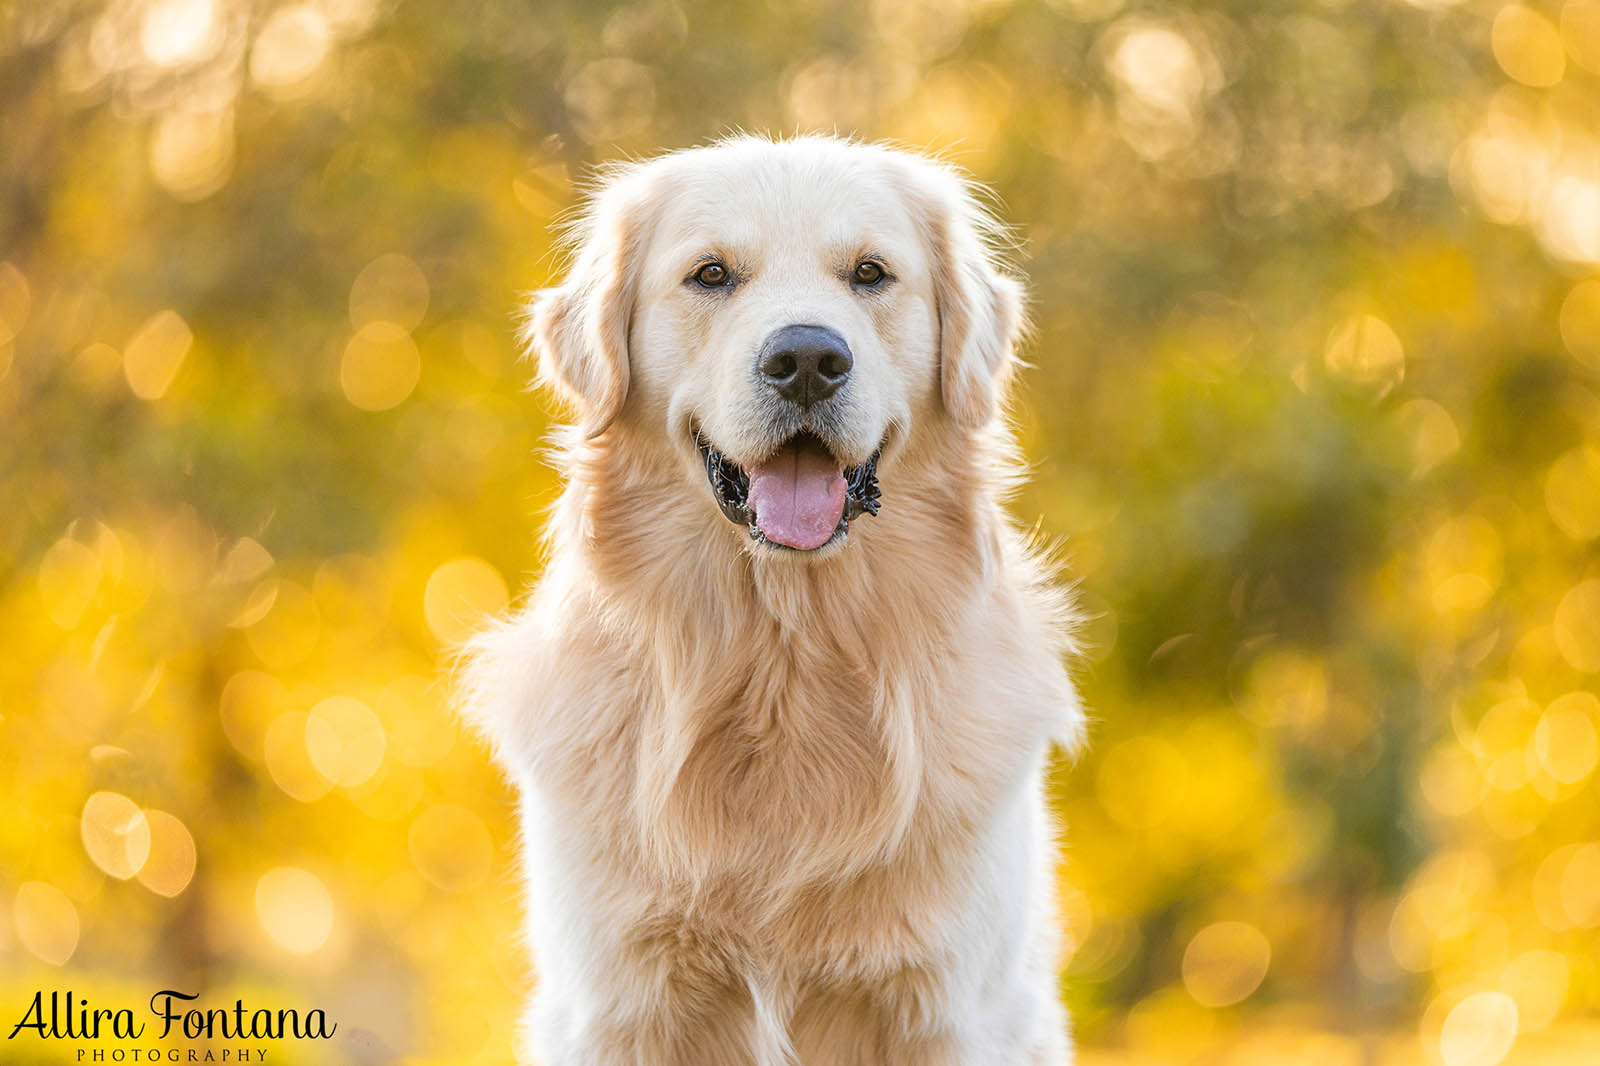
757, 324, 853, 409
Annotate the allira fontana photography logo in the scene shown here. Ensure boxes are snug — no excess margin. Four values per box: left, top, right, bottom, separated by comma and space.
8, 989, 336, 1062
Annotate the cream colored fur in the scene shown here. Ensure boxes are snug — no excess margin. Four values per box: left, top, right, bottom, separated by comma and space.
462, 135, 1084, 1066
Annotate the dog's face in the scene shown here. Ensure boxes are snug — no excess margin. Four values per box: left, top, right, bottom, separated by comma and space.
526, 137, 1024, 555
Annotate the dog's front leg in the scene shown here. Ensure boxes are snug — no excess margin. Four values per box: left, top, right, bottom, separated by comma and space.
789, 984, 1069, 1066
523, 954, 761, 1066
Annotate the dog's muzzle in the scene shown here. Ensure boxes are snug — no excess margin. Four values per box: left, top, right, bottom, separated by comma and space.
696, 431, 882, 550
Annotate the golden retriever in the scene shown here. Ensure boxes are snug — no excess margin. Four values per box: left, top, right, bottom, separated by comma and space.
462, 134, 1083, 1066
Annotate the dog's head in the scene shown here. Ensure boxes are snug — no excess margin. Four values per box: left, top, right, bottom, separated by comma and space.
524, 135, 1025, 555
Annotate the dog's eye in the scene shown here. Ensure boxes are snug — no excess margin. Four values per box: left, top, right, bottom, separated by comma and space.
852, 260, 886, 287
693, 262, 730, 288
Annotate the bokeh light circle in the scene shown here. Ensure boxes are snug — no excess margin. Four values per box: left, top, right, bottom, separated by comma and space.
135, 810, 198, 898
80, 791, 152, 880
1181, 920, 1272, 1008
13, 882, 79, 966
1492, 6, 1566, 87
250, 5, 332, 98
256, 867, 334, 955
1534, 692, 1599, 784
1439, 991, 1519, 1066
304, 696, 387, 787
341, 321, 421, 412
264, 711, 335, 803
1553, 579, 1600, 671
1324, 313, 1405, 395
423, 556, 507, 644
349, 253, 430, 331
37, 536, 102, 630
122, 310, 193, 400
1544, 446, 1600, 541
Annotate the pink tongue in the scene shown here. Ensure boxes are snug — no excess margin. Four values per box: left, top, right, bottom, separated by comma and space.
747, 438, 847, 550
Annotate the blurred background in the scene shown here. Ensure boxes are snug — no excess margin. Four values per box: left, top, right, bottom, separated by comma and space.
3, 0, 1600, 1063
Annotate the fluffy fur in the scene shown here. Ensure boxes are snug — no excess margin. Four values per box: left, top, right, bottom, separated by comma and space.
462, 135, 1084, 1066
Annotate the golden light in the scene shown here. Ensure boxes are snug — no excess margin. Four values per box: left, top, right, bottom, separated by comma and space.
1244, 649, 1329, 734
255, 867, 334, 955
263, 711, 335, 803
1395, 398, 1461, 478
80, 791, 152, 880
1102, 18, 1215, 160
341, 321, 421, 412
1324, 313, 1405, 397
1125, 986, 1217, 1056
1553, 579, 1600, 671
348, 761, 424, 821
1558, 277, 1600, 368
86, 521, 125, 587
1545, 446, 1600, 541
349, 253, 430, 331
1438, 991, 1519, 1066
245, 579, 322, 669
422, 556, 508, 644
229, 578, 279, 628
1557, 842, 1600, 926
786, 56, 877, 135
89, 745, 132, 768
1564, 1, 1600, 73
312, 553, 391, 634
13, 882, 79, 967
375, 674, 456, 767
868, 0, 972, 66
889, 65, 1013, 163
319, 0, 380, 36
9, 9, 1600, 1063
1534, 846, 1575, 930
139, 0, 221, 67
1457, 130, 1549, 226
408, 804, 495, 893
1407, 849, 1494, 945
1419, 743, 1483, 817
1537, 175, 1600, 265
1096, 734, 1189, 829
304, 696, 387, 787
37, 535, 102, 630
135, 810, 197, 898
563, 58, 657, 146
71, 342, 125, 395
215, 536, 275, 585
1106, 21, 1206, 118
122, 309, 194, 400
1499, 949, 1569, 1032
249, 5, 332, 98
1534, 692, 1599, 784
149, 108, 235, 202
1492, 6, 1567, 87
219, 669, 291, 758
1473, 697, 1537, 791
1181, 920, 1271, 1008
0, 260, 31, 344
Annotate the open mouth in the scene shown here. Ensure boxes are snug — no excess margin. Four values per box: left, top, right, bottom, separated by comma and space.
695, 430, 882, 551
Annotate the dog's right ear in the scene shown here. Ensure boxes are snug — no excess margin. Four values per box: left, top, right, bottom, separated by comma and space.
522, 175, 649, 438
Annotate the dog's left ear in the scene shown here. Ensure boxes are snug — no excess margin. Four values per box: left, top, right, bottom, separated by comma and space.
907, 162, 1027, 431
522, 175, 649, 438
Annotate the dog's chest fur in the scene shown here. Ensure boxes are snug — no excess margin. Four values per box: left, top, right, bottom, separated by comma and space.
464, 439, 1081, 1061
507, 554, 1066, 977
